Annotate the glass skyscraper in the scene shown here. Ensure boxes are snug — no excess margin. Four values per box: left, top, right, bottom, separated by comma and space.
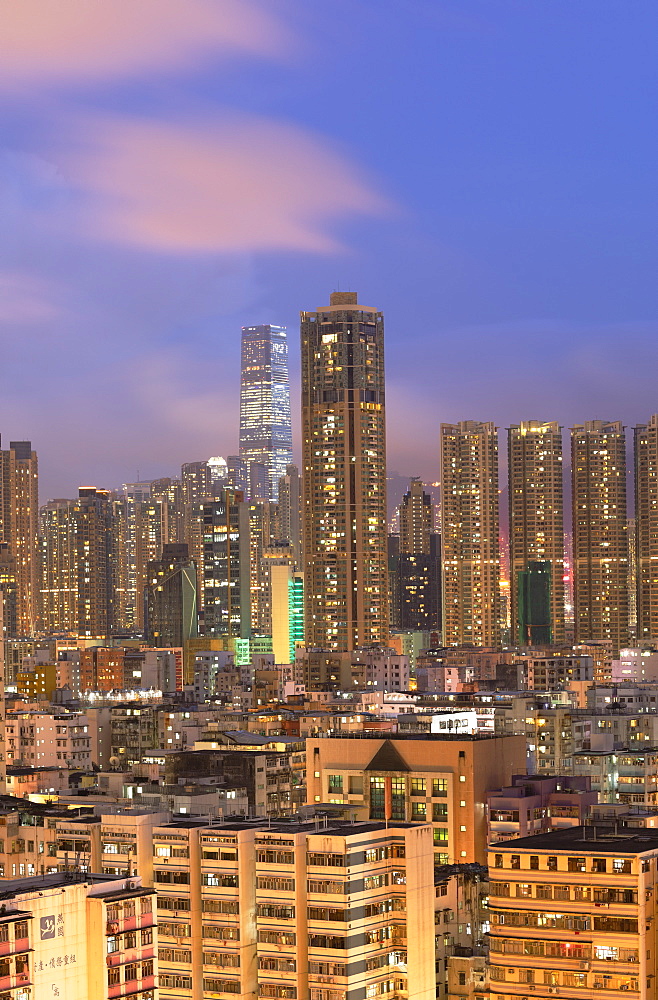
239, 324, 293, 500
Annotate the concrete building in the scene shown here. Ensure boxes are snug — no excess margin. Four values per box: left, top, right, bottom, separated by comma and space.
144, 542, 198, 649
301, 291, 388, 650
0, 439, 38, 636
571, 421, 629, 654
151, 816, 436, 1000
508, 421, 565, 644
489, 826, 658, 1000
487, 773, 597, 843
635, 415, 658, 643
277, 463, 303, 566
199, 492, 251, 639
518, 651, 594, 689
40, 488, 115, 638
307, 732, 526, 864
612, 649, 658, 683
112, 483, 166, 634
5, 710, 91, 769
0, 871, 156, 999
436, 863, 489, 1000
440, 421, 500, 646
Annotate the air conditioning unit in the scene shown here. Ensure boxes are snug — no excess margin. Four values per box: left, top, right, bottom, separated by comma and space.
620, 987, 629, 991
125, 879, 137, 890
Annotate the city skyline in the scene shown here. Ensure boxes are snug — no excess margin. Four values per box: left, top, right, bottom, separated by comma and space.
1, 1, 656, 499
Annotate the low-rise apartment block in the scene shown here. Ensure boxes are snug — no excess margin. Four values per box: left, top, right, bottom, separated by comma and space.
151, 817, 436, 1000
489, 826, 658, 1000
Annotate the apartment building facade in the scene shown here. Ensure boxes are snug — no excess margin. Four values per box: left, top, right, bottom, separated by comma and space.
489, 826, 658, 1000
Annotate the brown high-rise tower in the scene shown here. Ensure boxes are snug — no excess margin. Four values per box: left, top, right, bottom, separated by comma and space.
0, 439, 38, 636
301, 291, 388, 650
508, 421, 565, 644
440, 421, 501, 646
635, 415, 658, 644
571, 420, 629, 654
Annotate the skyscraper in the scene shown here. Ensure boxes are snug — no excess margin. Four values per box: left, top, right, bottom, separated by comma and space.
400, 477, 433, 555
40, 489, 115, 638
508, 421, 565, 645
571, 420, 629, 653
301, 291, 388, 650
0, 439, 38, 636
440, 421, 501, 646
277, 463, 302, 567
635, 414, 658, 643
240, 324, 293, 500
144, 543, 198, 648
113, 481, 166, 634
199, 490, 250, 638
76, 487, 115, 638
391, 478, 441, 633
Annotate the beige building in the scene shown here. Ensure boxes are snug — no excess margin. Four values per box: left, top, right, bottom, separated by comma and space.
489, 826, 658, 1000
0, 870, 155, 1000
635, 415, 658, 643
151, 816, 435, 1000
301, 291, 388, 650
440, 421, 501, 646
508, 421, 565, 644
306, 733, 526, 864
5, 709, 92, 768
571, 421, 629, 654
0, 439, 38, 636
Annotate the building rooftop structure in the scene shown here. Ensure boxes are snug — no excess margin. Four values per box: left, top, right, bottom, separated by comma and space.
496, 823, 658, 853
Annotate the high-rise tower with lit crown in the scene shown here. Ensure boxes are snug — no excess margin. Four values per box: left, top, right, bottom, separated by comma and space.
301, 291, 388, 651
240, 324, 293, 500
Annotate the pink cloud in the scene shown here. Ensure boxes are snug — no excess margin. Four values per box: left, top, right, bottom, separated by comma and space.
62, 113, 389, 253
0, 0, 288, 88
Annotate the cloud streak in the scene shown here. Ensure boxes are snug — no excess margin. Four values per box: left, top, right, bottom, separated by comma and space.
0, 0, 288, 89
59, 113, 389, 253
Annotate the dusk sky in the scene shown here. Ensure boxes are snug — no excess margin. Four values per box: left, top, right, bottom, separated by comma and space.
2, 0, 657, 502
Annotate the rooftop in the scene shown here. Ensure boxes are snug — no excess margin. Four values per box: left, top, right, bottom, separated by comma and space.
310, 731, 516, 742
492, 824, 658, 854
0, 872, 131, 900
156, 817, 421, 837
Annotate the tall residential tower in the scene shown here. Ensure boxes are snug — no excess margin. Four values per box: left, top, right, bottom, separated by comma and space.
635, 414, 658, 643
301, 291, 388, 650
440, 421, 501, 646
240, 324, 293, 500
508, 421, 565, 645
0, 439, 38, 636
571, 420, 629, 653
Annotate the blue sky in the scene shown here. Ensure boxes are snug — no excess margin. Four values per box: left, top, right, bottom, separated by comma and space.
1, 0, 657, 499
